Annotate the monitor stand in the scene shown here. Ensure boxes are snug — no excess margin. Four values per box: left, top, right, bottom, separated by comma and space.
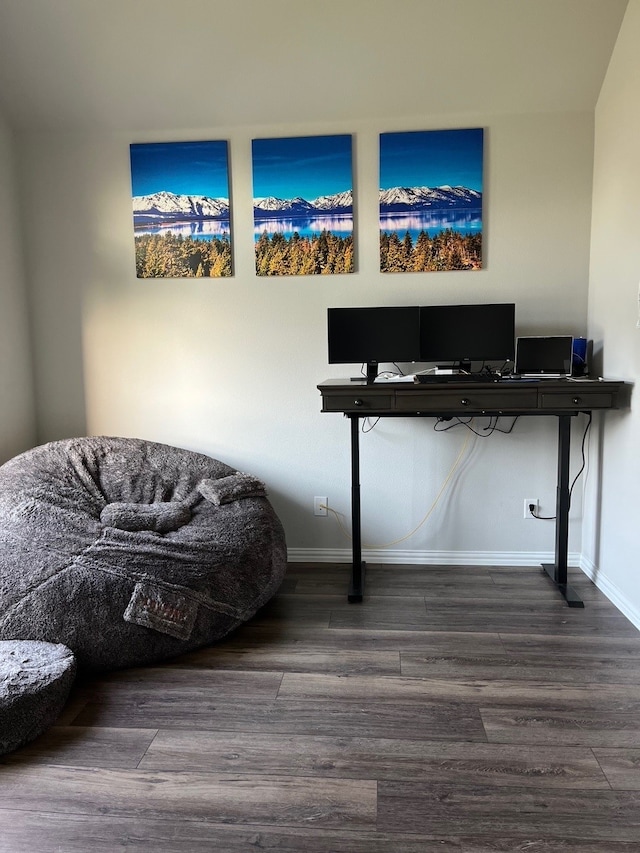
365, 361, 378, 383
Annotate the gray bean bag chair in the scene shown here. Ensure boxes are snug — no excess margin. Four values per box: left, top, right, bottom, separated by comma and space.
0, 640, 76, 755
0, 437, 287, 670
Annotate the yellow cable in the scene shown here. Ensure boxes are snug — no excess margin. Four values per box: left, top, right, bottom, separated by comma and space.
325, 426, 474, 548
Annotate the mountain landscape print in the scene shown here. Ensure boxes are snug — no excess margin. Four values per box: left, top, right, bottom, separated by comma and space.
252, 134, 354, 276
130, 140, 232, 278
379, 128, 483, 272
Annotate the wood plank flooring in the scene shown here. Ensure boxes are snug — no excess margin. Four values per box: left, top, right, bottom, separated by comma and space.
2, 562, 640, 852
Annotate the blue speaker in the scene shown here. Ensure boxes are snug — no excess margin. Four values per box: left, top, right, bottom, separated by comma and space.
572, 337, 589, 376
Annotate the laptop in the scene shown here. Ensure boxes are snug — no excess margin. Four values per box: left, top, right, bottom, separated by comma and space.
514, 335, 574, 379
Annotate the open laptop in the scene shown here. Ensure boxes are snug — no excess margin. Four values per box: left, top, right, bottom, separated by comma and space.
514, 335, 574, 379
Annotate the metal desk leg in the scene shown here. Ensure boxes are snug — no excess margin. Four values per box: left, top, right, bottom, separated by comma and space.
542, 414, 584, 607
348, 415, 365, 602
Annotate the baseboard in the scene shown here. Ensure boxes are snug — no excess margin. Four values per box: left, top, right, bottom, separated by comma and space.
287, 548, 640, 629
580, 554, 640, 631
287, 547, 579, 567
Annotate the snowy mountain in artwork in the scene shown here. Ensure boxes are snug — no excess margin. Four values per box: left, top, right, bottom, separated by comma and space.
253, 190, 353, 217
312, 191, 354, 211
132, 191, 229, 225
379, 185, 481, 212
253, 196, 316, 214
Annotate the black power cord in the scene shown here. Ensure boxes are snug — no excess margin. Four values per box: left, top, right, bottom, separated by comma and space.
529, 413, 592, 520
529, 501, 554, 521
434, 415, 519, 436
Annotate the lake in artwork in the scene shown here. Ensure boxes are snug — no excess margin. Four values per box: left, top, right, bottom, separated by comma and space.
135, 219, 231, 241
380, 209, 482, 242
253, 214, 353, 240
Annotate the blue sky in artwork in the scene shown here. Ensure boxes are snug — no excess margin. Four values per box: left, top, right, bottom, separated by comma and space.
252, 135, 352, 201
380, 128, 483, 191
130, 140, 230, 198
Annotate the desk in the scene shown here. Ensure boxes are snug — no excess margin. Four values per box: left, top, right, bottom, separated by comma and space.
318, 377, 628, 606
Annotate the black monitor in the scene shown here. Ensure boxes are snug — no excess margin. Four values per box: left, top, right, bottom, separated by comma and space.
419, 303, 515, 370
328, 306, 421, 382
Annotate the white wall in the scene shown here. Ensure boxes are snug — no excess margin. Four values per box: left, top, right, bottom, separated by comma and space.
18, 109, 595, 562
584, 0, 640, 623
0, 110, 36, 461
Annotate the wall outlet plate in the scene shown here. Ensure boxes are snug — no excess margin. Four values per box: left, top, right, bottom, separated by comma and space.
314, 496, 328, 517
524, 498, 539, 519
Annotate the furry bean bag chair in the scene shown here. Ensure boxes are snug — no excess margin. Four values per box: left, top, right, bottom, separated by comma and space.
0, 640, 76, 755
0, 437, 287, 671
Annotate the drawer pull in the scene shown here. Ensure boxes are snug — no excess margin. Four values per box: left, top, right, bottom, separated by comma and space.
460, 398, 470, 406
354, 399, 363, 406
572, 397, 581, 405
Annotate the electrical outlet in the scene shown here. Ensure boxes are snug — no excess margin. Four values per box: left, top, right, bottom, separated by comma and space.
314, 496, 328, 517
524, 498, 538, 519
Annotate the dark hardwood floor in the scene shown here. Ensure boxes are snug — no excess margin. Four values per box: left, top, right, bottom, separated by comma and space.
2, 562, 640, 852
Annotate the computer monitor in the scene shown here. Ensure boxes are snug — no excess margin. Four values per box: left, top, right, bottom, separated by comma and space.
419, 303, 515, 370
327, 306, 421, 382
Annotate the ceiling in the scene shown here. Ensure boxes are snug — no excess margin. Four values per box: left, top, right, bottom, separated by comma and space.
0, 0, 629, 133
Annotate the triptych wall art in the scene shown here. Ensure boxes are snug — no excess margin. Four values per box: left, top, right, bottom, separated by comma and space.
129, 128, 482, 279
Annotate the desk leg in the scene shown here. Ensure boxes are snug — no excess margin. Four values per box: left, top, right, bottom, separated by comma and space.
542, 414, 584, 608
348, 415, 365, 603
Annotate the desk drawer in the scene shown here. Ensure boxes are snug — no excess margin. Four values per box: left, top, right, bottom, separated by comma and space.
539, 391, 614, 410
395, 389, 538, 412
323, 393, 393, 412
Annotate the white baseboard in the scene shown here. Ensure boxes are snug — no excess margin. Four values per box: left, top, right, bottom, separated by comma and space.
287, 548, 640, 631
287, 547, 578, 567
580, 554, 640, 631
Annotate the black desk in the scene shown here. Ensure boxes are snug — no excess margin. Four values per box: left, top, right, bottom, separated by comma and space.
318, 377, 628, 606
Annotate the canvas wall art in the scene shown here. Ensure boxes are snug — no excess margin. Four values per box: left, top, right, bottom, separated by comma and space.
379, 128, 483, 273
252, 134, 354, 276
130, 140, 232, 278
